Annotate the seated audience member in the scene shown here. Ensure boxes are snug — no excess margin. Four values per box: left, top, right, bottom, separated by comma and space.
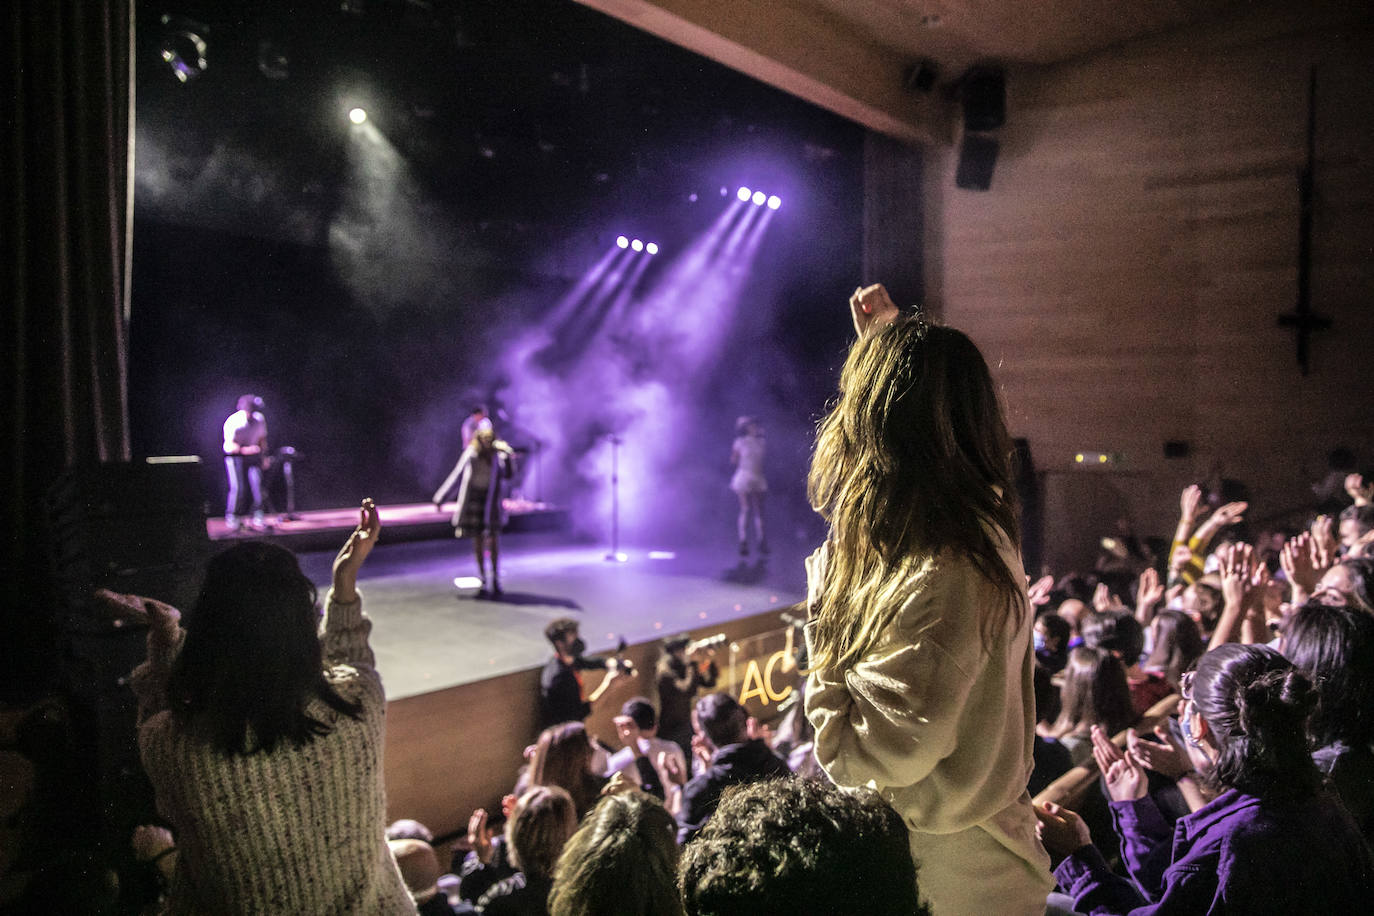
530, 721, 661, 819
1034, 611, 1072, 674
1310, 556, 1374, 614
1030, 665, 1072, 796
1042, 647, 1136, 767
1179, 579, 1223, 637
1141, 610, 1204, 692
676, 694, 789, 843
1056, 598, 1088, 648
603, 698, 685, 794
1037, 643, 1374, 914
678, 777, 929, 916
387, 819, 436, 843
656, 635, 719, 760
116, 500, 415, 914
1082, 610, 1172, 715
547, 791, 683, 916
479, 786, 578, 916
390, 838, 457, 916
1339, 504, 1374, 557
1282, 602, 1374, 842
539, 619, 631, 730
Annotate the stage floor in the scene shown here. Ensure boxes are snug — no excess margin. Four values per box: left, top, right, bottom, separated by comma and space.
296, 532, 807, 700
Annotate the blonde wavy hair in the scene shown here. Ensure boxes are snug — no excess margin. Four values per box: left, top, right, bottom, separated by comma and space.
807, 315, 1026, 672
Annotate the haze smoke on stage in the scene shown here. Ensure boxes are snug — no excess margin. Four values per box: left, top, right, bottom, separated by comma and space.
492, 195, 778, 542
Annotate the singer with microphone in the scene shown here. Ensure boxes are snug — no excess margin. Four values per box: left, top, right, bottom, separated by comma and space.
656, 633, 721, 760
433, 427, 515, 596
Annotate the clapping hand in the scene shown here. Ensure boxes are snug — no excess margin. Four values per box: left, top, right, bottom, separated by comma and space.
1027, 575, 1055, 608
848, 283, 901, 338
332, 498, 380, 602
467, 808, 495, 865
1180, 485, 1203, 524
1090, 724, 1147, 803
1034, 801, 1092, 859
1130, 724, 1194, 780
1136, 568, 1165, 615
659, 751, 687, 787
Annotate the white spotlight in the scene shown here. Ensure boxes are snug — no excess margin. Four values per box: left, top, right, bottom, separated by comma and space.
348, 107, 367, 124
767, 195, 781, 210
645, 242, 659, 255
751, 190, 766, 206
736, 186, 751, 202
631, 239, 644, 252
616, 235, 629, 249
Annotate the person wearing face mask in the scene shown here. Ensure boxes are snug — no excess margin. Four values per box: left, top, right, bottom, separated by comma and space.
539, 618, 634, 730
1036, 643, 1374, 914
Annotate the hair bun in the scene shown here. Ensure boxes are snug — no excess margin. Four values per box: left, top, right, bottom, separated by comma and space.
1234, 668, 1315, 737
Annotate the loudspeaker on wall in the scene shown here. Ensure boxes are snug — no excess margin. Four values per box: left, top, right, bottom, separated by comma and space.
955, 133, 999, 191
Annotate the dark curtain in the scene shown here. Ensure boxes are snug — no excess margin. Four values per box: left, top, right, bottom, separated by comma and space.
2, 0, 134, 694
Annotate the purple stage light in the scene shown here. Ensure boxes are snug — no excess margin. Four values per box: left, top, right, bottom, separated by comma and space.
767, 195, 781, 210
616, 235, 629, 249
736, 186, 751, 202
631, 239, 644, 252
645, 242, 659, 255
751, 190, 766, 206
688, 193, 698, 203
719, 187, 728, 197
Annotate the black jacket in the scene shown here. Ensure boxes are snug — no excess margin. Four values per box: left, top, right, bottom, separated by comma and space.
677, 739, 790, 843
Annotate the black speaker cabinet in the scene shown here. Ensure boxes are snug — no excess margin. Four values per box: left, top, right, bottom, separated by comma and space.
962, 65, 1006, 131
955, 133, 999, 191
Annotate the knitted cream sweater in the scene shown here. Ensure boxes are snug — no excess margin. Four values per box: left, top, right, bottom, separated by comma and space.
131, 590, 416, 915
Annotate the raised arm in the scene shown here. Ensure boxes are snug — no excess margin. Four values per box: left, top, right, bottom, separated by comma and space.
323, 499, 380, 668
432, 449, 472, 505
104, 590, 184, 723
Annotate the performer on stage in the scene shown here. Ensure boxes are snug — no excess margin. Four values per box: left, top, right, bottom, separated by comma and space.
433, 428, 514, 595
730, 417, 768, 556
461, 405, 493, 450
223, 394, 269, 531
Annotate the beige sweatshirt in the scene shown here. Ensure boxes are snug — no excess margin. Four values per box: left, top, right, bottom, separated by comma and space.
804, 537, 1051, 883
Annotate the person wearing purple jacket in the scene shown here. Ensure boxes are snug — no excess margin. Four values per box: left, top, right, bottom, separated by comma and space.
1036, 643, 1374, 915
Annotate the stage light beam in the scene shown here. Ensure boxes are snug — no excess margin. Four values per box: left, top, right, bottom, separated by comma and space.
616, 235, 629, 249
349, 107, 368, 124
767, 195, 781, 210
736, 186, 751, 202
631, 239, 644, 252
751, 190, 766, 206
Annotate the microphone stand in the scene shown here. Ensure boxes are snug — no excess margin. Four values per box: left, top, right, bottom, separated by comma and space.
604, 434, 622, 561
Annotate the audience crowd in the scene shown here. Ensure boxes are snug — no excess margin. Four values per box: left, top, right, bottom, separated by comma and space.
7, 463, 1374, 914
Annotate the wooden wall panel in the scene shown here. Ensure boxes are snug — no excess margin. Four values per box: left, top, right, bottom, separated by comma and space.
921, 2, 1374, 566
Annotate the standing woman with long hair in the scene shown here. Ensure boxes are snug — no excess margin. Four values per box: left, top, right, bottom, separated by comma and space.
123, 499, 415, 914
434, 427, 515, 595
729, 416, 768, 556
804, 284, 1052, 915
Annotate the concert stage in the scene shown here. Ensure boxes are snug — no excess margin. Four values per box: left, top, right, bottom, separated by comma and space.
206, 499, 568, 552
293, 531, 806, 701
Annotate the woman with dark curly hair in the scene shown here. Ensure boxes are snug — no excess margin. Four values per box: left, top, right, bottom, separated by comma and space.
803, 283, 1051, 915
1037, 643, 1374, 914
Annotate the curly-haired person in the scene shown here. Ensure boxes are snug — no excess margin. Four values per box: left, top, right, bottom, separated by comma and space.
678, 777, 928, 916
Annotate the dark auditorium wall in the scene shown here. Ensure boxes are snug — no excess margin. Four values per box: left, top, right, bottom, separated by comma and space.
920, 1, 1374, 573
